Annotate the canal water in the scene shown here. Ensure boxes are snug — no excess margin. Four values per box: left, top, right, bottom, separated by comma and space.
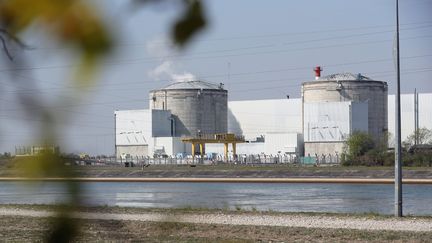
0, 182, 431, 216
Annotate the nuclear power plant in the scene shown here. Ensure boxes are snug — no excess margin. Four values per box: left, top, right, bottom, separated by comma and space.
302, 67, 388, 156
149, 81, 228, 137
114, 68, 432, 162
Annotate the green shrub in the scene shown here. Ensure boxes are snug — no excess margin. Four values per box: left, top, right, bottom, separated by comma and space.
403, 153, 432, 167
342, 131, 394, 166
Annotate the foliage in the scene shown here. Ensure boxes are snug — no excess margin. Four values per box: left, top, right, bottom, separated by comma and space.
342, 131, 432, 167
342, 131, 393, 166
403, 152, 432, 167
172, 0, 206, 46
0, 0, 112, 82
12, 152, 76, 178
403, 127, 432, 148
342, 132, 375, 165
133, 0, 207, 47
345, 132, 375, 157
0, 0, 208, 242
0, 152, 11, 159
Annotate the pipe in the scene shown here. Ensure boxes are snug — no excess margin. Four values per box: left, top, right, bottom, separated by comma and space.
314, 66, 322, 80
394, 0, 403, 217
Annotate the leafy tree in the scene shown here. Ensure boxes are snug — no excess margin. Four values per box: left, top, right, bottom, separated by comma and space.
344, 131, 375, 158
342, 131, 391, 166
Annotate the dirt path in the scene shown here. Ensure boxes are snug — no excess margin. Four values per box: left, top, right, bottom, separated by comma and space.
1, 207, 431, 232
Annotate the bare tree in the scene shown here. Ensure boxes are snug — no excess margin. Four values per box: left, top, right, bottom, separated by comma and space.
404, 127, 432, 147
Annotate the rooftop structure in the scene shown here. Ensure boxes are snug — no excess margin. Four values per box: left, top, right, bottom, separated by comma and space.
155, 80, 224, 90
318, 72, 372, 81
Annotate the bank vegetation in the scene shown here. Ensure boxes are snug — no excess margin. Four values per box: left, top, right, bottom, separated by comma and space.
342, 128, 432, 167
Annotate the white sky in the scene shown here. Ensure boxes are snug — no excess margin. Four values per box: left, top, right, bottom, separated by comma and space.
0, 0, 431, 155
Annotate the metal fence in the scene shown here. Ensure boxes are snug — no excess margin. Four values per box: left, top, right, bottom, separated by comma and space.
309, 153, 341, 165
74, 153, 341, 167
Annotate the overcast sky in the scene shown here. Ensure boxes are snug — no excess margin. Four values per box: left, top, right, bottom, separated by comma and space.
0, 0, 431, 155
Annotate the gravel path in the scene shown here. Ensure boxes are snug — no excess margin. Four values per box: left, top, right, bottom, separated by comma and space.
0, 208, 431, 232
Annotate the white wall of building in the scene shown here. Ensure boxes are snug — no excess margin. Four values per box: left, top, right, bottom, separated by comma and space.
115, 109, 151, 146
116, 145, 148, 158
418, 93, 432, 129
304, 102, 349, 142
148, 137, 191, 157
205, 132, 302, 157
264, 132, 303, 155
115, 109, 151, 158
388, 93, 432, 146
303, 101, 368, 142
115, 109, 172, 145
206, 142, 265, 156
228, 99, 302, 141
115, 109, 172, 158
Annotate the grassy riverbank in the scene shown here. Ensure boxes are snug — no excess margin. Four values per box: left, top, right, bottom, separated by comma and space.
3, 204, 432, 219
3, 216, 431, 242
1, 205, 431, 242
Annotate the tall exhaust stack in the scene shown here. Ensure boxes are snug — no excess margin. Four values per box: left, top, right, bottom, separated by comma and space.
314, 66, 322, 80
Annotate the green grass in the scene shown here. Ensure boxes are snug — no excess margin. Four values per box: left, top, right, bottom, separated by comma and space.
1, 214, 432, 242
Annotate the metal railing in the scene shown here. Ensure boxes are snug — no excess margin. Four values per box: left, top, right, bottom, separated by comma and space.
72, 153, 341, 167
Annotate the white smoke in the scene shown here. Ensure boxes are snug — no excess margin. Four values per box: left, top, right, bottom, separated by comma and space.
146, 37, 196, 82
171, 72, 196, 82
148, 60, 196, 82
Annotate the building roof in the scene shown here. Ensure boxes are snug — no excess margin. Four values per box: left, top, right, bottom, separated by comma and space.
318, 73, 372, 81
160, 80, 224, 90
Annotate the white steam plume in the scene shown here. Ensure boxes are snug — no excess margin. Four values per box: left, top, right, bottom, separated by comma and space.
146, 37, 196, 82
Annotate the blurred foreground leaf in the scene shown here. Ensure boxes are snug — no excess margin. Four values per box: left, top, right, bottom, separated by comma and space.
13, 153, 73, 178
172, 0, 206, 46
0, 0, 112, 85
46, 213, 79, 243
0, 0, 208, 241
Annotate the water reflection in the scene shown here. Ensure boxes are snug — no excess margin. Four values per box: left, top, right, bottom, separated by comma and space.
0, 182, 431, 216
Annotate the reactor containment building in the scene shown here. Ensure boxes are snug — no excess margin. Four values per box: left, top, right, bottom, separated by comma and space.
302, 68, 388, 156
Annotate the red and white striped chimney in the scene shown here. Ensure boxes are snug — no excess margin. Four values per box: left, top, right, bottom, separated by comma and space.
314, 66, 322, 80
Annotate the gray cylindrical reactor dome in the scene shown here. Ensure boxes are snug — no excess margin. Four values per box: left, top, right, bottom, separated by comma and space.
149, 81, 227, 137
302, 73, 388, 143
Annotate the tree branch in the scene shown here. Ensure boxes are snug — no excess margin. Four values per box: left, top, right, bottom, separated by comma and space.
0, 28, 29, 61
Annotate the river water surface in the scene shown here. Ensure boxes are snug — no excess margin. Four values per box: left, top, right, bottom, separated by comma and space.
1, 182, 431, 216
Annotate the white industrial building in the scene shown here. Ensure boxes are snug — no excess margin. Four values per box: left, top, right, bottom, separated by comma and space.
301, 71, 388, 156
303, 101, 369, 156
115, 109, 191, 158
225, 93, 431, 151
115, 76, 432, 160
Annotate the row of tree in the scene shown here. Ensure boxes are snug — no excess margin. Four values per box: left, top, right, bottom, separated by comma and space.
342, 128, 432, 166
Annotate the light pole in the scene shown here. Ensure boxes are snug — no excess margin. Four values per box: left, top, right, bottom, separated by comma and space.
394, 0, 403, 217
